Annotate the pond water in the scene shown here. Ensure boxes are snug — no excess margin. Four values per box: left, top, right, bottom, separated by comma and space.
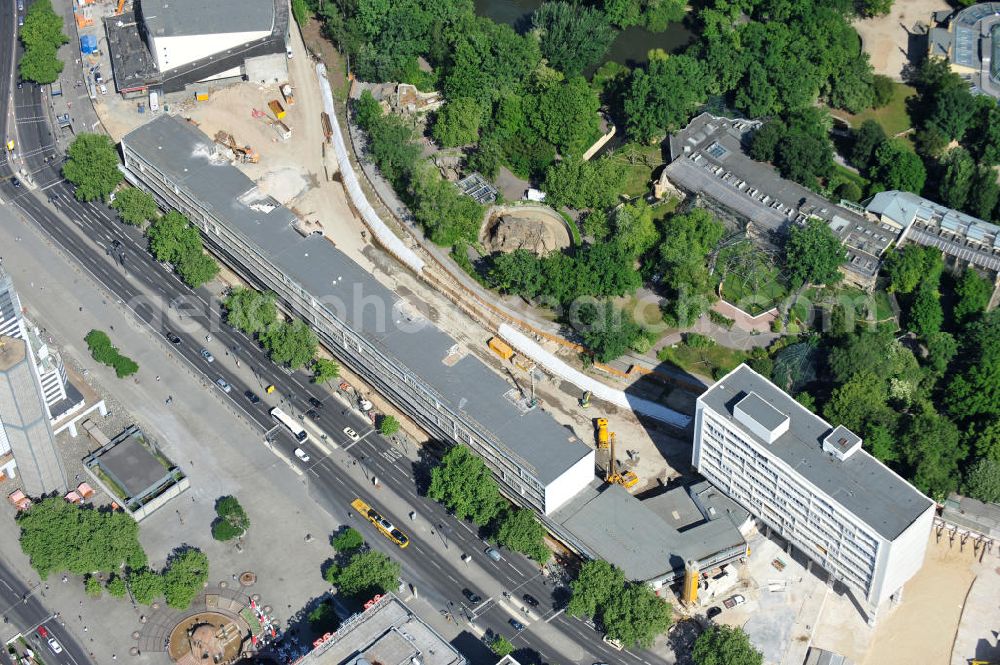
473, 0, 694, 70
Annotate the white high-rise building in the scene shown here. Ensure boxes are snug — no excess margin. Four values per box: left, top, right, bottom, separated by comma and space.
0, 269, 71, 418
693, 364, 935, 618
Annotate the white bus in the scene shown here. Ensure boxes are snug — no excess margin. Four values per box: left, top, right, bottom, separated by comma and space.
270, 407, 308, 442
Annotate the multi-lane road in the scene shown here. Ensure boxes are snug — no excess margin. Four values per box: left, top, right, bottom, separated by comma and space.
0, 3, 668, 663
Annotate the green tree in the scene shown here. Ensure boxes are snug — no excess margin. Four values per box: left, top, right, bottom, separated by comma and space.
624, 54, 708, 142
566, 559, 625, 618
176, 251, 219, 288
162, 548, 210, 610
543, 157, 626, 209
860, 0, 894, 17
823, 371, 889, 433
967, 166, 1000, 220
411, 167, 485, 245
307, 600, 339, 633
19, 43, 64, 84
871, 140, 926, 194
925, 331, 958, 377
312, 358, 340, 384
906, 282, 942, 338
261, 319, 318, 369
530, 75, 602, 158
938, 148, 976, 211
611, 201, 659, 259
85, 575, 102, 598
969, 421, 1000, 462
332, 527, 365, 553
106, 574, 127, 598
211, 496, 250, 541
291, 0, 308, 26
18, 0, 67, 84
577, 301, 646, 363
494, 508, 550, 563
902, 411, 964, 499
148, 211, 200, 265
953, 269, 992, 323
964, 458, 1000, 503
128, 568, 164, 605
533, 2, 617, 76
784, 218, 845, 287
84, 329, 139, 378
63, 134, 124, 202
432, 98, 483, 147
850, 120, 886, 169
328, 550, 400, 598
111, 188, 158, 226
428, 446, 503, 525
692, 625, 764, 665
946, 310, 1000, 420
882, 245, 942, 294
489, 250, 545, 298
602, 583, 673, 648
657, 208, 725, 326
224, 288, 277, 336
490, 636, 515, 657
378, 415, 400, 436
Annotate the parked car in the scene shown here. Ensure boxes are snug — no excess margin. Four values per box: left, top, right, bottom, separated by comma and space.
306, 409, 320, 421
522, 593, 539, 608
294, 448, 310, 462
200, 348, 215, 362
99, 83, 107, 95
706, 606, 722, 619
462, 588, 482, 605
308, 397, 323, 408
244, 390, 260, 404
216, 378, 232, 393
485, 547, 502, 562
723, 594, 746, 609
47, 638, 62, 654
508, 618, 525, 632
343, 426, 359, 441
164, 330, 181, 345
11, 178, 20, 188
36, 626, 48, 638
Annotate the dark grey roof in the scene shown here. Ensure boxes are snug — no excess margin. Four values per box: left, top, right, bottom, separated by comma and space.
928, 27, 952, 57
700, 365, 932, 541
97, 431, 172, 498
141, 0, 275, 37
942, 493, 1000, 539
121, 116, 591, 486
552, 480, 746, 581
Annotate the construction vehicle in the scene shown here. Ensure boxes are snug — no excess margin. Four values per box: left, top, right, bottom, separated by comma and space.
595, 418, 609, 449
280, 83, 295, 106
268, 99, 286, 120
213, 130, 259, 164
580, 390, 591, 408
605, 433, 639, 489
115, 0, 126, 14
350, 498, 409, 548
488, 336, 514, 361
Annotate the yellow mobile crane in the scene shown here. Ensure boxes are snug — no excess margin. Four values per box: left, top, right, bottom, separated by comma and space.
605, 433, 639, 489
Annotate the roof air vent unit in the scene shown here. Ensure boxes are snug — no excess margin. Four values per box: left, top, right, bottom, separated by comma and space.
734, 392, 789, 443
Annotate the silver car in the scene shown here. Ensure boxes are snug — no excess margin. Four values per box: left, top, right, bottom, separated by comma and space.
216, 378, 231, 393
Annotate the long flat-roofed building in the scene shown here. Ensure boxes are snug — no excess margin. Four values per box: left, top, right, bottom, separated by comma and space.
693, 364, 935, 618
299, 594, 465, 665
120, 115, 594, 517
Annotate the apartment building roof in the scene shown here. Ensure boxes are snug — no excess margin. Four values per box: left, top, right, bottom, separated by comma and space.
140, 0, 275, 38
699, 364, 933, 541
664, 113, 900, 282
866, 190, 1000, 272
121, 115, 591, 488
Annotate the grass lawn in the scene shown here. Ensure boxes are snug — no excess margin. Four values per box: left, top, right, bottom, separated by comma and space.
836, 82, 916, 137
93, 467, 129, 502
721, 273, 787, 316
657, 342, 751, 380
609, 143, 664, 198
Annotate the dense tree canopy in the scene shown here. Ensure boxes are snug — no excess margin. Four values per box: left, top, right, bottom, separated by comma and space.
327, 550, 401, 598
63, 134, 124, 203
17, 499, 147, 579
946, 310, 1000, 421
163, 548, 210, 610
783, 218, 845, 287
147, 211, 219, 288
428, 445, 503, 525
870, 140, 926, 194
261, 319, 318, 369
624, 53, 708, 143
543, 157, 626, 210
224, 288, 278, 336
657, 208, 725, 326
494, 508, 550, 563
18, 0, 67, 84
749, 110, 834, 190
533, 2, 617, 76
211, 496, 250, 541
111, 188, 159, 226
692, 625, 764, 665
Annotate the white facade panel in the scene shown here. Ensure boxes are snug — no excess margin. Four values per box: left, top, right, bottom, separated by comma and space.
544, 450, 595, 514
153, 31, 269, 72
876, 504, 934, 605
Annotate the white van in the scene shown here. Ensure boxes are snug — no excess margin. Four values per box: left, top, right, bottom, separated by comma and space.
149, 91, 159, 112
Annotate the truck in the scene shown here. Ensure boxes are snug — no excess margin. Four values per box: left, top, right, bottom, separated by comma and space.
723, 594, 746, 609
50, 80, 63, 97
280, 83, 295, 105
268, 99, 286, 120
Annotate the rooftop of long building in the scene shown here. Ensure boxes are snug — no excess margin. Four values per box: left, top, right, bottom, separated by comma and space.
699, 364, 933, 541
120, 115, 592, 489
140, 0, 275, 38
665, 113, 901, 280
